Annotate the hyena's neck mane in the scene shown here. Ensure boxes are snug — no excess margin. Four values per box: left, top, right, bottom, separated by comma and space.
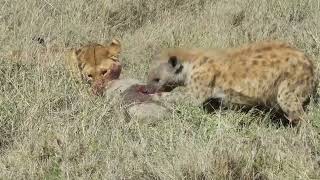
165, 48, 206, 63
165, 47, 228, 64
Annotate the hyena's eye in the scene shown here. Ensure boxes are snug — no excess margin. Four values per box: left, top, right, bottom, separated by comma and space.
153, 78, 160, 83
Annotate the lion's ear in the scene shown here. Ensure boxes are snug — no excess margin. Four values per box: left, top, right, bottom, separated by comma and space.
75, 48, 82, 56
108, 39, 121, 56
64, 48, 83, 78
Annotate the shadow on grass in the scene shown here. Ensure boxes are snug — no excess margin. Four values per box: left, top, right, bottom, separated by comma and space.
201, 97, 303, 128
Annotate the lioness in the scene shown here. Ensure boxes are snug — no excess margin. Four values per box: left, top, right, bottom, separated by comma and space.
66, 39, 172, 120
66, 39, 122, 95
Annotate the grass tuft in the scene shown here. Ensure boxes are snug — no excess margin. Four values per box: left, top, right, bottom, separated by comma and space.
0, 0, 320, 179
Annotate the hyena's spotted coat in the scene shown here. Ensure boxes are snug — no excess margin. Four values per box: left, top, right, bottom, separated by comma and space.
147, 40, 318, 124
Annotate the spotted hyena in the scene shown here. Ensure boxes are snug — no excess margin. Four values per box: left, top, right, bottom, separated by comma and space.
147, 40, 318, 124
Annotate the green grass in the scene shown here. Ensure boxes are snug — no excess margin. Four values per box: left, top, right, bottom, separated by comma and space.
1, 0, 320, 179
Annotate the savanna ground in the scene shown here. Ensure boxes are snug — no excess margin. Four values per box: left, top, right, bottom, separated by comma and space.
1, 0, 320, 179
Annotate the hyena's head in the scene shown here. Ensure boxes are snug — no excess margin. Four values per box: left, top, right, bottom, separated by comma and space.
147, 49, 193, 92
72, 39, 122, 95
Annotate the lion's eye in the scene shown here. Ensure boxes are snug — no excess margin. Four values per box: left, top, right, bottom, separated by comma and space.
87, 74, 93, 79
102, 70, 109, 76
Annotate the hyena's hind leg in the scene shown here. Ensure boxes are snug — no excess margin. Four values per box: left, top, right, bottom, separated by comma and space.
276, 80, 312, 125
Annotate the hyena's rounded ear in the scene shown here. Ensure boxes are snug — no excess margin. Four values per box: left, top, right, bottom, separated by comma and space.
168, 56, 178, 67
109, 39, 121, 55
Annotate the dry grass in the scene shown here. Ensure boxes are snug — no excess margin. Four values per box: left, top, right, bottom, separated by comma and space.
1, 0, 320, 179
